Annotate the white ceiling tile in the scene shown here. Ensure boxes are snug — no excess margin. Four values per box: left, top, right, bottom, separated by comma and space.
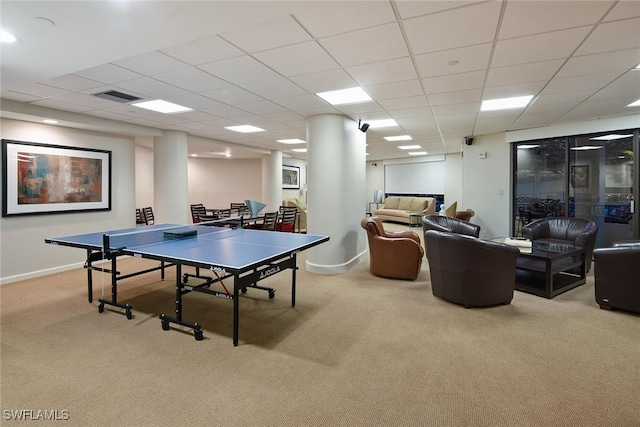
235, 100, 288, 115
576, 18, 640, 55
486, 59, 564, 87
73, 64, 143, 85
48, 92, 118, 110
290, 69, 357, 93
115, 77, 190, 99
431, 102, 480, 115
395, 1, 484, 19
42, 74, 102, 91
32, 98, 91, 112
403, 2, 502, 55
153, 67, 231, 92
244, 78, 308, 99
320, 23, 409, 67
165, 93, 226, 110
387, 106, 435, 119
254, 41, 339, 77
220, 16, 312, 53
366, 80, 424, 100
200, 86, 264, 105
1, 90, 41, 102
422, 70, 486, 94
347, 57, 418, 86
378, 95, 428, 111
557, 49, 640, 78
428, 88, 482, 106
482, 81, 546, 100
545, 72, 624, 93
198, 56, 282, 85
7, 83, 68, 99
415, 44, 493, 78
112, 51, 189, 76
294, 2, 396, 38
534, 90, 596, 106
160, 35, 244, 65
499, 1, 612, 39
492, 27, 592, 68
605, 0, 640, 21
201, 105, 254, 119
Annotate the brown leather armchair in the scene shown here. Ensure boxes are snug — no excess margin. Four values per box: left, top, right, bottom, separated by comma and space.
424, 230, 520, 308
361, 216, 424, 281
594, 241, 640, 314
521, 217, 598, 272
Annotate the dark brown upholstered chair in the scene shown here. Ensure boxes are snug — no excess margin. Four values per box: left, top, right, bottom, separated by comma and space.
421, 215, 481, 257
422, 215, 481, 237
594, 241, 640, 314
361, 216, 424, 281
424, 230, 520, 308
521, 217, 598, 272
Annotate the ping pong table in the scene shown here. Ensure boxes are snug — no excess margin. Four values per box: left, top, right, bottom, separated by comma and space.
45, 222, 329, 346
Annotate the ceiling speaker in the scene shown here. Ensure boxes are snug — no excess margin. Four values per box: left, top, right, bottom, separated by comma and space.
464, 137, 474, 146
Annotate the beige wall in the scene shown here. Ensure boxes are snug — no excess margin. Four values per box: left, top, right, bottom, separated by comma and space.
0, 118, 136, 282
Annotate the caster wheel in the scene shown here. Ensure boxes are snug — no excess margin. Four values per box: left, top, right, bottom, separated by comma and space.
183, 274, 189, 284
126, 311, 133, 320
98, 303, 104, 313
241, 288, 247, 294
161, 321, 170, 331
269, 291, 275, 299
194, 330, 204, 341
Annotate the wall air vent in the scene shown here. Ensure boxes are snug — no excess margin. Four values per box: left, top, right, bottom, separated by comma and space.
93, 90, 142, 103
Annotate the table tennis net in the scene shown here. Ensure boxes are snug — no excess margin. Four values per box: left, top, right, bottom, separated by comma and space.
103, 223, 231, 252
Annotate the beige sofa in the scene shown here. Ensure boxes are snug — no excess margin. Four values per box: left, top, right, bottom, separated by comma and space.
282, 197, 307, 233
373, 196, 436, 225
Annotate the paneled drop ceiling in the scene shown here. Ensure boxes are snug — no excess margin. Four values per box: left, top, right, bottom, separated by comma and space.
1, 1, 639, 161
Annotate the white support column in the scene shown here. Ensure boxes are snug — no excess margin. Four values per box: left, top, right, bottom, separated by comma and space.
154, 130, 189, 224
262, 151, 283, 212
305, 114, 367, 274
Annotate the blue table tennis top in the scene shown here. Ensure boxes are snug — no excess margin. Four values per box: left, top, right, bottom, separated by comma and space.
46, 223, 329, 272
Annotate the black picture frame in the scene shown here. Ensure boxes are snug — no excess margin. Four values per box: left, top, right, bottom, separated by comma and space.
2, 139, 112, 217
282, 165, 300, 189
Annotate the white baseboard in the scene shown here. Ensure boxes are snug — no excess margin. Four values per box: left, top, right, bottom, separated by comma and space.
0, 262, 85, 286
305, 250, 367, 275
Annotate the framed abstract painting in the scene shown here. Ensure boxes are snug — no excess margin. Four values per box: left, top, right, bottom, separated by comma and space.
2, 139, 111, 216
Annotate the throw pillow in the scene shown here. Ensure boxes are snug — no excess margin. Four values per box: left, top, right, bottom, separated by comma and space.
383, 197, 400, 209
445, 201, 458, 218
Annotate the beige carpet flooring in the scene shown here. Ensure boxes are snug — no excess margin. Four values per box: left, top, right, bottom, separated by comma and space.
1, 224, 639, 426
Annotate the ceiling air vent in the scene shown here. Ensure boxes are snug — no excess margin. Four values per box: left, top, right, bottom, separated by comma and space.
93, 90, 142, 103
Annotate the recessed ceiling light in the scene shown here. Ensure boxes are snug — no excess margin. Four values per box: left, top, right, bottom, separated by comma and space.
224, 125, 265, 133
368, 119, 398, 129
399, 145, 421, 150
291, 148, 307, 153
408, 151, 427, 156
590, 134, 633, 141
191, 154, 198, 157
131, 100, 192, 114
481, 95, 534, 111
43, 119, 58, 124
627, 98, 640, 107
570, 146, 603, 151
316, 87, 372, 105
384, 135, 412, 141
1, 29, 17, 43
277, 139, 306, 144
